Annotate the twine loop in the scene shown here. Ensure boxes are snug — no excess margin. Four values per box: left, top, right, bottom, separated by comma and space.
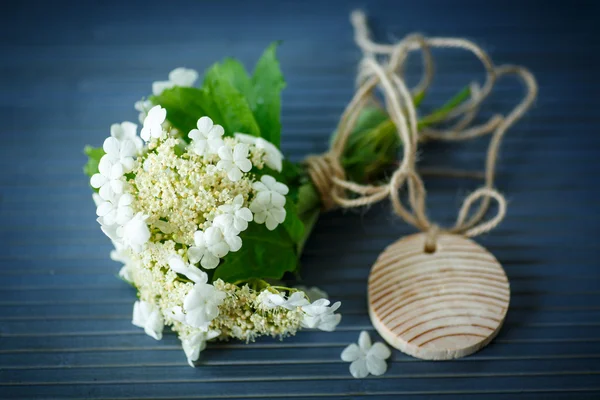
307, 10, 538, 248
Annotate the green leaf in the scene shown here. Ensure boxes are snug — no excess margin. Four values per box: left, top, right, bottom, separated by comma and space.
83, 145, 105, 178
250, 42, 286, 147
203, 64, 261, 137
418, 85, 471, 128
150, 87, 212, 135
212, 223, 298, 283
282, 200, 305, 247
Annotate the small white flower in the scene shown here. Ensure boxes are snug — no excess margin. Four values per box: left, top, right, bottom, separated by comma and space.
132, 300, 164, 340
111, 121, 144, 152
98, 217, 121, 243
301, 298, 342, 332
118, 213, 150, 253
249, 175, 288, 231
96, 193, 134, 226
118, 265, 133, 282
152, 67, 199, 96
188, 227, 229, 269
188, 116, 225, 156
103, 136, 136, 172
257, 290, 309, 310
90, 155, 125, 200
341, 331, 391, 378
169, 67, 199, 87
134, 99, 152, 124
295, 285, 329, 302
140, 105, 167, 142
182, 329, 220, 367
235, 132, 284, 172
168, 255, 208, 283
217, 143, 252, 182
214, 194, 253, 234
183, 282, 227, 330
92, 193, 103, 207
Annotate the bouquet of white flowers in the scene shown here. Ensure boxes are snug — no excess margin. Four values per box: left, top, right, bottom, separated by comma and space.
84, 43, 470, 367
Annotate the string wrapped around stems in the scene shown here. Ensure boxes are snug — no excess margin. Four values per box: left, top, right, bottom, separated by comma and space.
306, 10, 538, 249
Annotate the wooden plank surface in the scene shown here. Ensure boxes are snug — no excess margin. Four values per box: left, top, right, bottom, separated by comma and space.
1, 0, 599, 398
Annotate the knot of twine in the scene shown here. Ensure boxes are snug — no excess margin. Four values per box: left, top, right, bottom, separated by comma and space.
305, 10, 538, 247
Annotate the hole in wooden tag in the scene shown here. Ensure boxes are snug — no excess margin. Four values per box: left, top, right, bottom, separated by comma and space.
368, 232, 510, 360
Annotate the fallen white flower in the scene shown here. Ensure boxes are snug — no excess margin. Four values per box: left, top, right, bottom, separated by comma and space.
341, 331, 391, 378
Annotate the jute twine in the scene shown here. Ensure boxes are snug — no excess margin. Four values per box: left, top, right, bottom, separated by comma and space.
305, 10, 538, 250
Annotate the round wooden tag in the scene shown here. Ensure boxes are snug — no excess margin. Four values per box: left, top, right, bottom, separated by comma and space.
368, 233, 510, 360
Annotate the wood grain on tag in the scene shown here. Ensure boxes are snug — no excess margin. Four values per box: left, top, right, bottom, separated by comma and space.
368, 233, 510, 360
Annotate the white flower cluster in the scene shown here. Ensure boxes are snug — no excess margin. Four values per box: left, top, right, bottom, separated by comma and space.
257, 289, 342, 332
90, 68, 341, 367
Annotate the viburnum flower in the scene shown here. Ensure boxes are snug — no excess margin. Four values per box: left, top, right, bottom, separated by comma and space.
90, 155, 125, 200
235, 132, 283, 172
111, 121, 143, 152
182, 329, 221, 367
152, 67, 199, 96
183, 280, 227, 330
188, 116, 225, 156
213, 195, 253, 234
301, 298, 342, 332
98, 218, 120, 242
217, 143, 252, 182
188, 227, 230, 269
132, 300, 164, 340
118, 212, 150, 253
250, 175, 288, 230
134, 99, 152, 124
341, 331, 391, 378
96, 193, 134, 226
103, 136, 136, 172
140, 105, 167, 142
168, 255, 208, 283
257, 290, 309, 310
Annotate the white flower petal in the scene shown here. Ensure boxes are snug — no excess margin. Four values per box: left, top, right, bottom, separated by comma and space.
349, 358, 369, 379
196, 116, 214, 133
366, 353, 388, 376
341, 343, 362, 362
369, 342, 392, 360
358, 331, 372, 351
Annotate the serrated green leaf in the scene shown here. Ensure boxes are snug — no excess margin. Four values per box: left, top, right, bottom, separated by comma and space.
250, 42, 285, 147
150, 87, 213, 135
212, 223, 298, 283
282, 200, 305, 247
203, 66, 261, 137
83, 145, 105, 178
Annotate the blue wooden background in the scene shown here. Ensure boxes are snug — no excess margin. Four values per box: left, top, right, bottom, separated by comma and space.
1, 0, 599, 398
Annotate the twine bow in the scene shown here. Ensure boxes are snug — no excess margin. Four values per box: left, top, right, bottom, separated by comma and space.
305, 10, 538, 250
